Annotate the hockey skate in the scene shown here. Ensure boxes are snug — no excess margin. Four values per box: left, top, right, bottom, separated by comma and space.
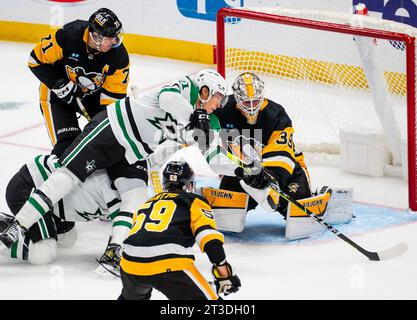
95, 242, 122, 278
0, 212, 25, 249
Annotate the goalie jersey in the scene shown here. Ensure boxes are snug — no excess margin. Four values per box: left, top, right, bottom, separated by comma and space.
214, 95, 309, 187
120, 191, 224, 276
25, 154, 122, 223
107, 76, 221, 164
28, 20, 129, 106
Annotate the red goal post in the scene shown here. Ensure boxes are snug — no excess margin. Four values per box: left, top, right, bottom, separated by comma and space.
216, 7, 417, 211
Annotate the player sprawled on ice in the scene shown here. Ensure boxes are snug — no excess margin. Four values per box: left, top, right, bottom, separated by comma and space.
0, 154, 145, 269
0, 69, 228, 266
204, 72, 353, 238
119, 161, 240, 300
28, 8, 129, 156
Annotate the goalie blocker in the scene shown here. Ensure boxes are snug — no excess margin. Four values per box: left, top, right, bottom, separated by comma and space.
202, 185, 353, 239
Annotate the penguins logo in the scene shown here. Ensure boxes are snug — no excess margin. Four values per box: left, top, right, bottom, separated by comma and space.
65, 65, 109, 94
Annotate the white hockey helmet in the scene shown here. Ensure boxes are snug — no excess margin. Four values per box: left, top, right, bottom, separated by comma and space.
232, 72, 265, 124
194, 69, 228, 103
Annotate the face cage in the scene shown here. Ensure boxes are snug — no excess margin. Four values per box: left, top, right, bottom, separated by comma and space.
90, 30, 124, 50
235, 95, 263, 124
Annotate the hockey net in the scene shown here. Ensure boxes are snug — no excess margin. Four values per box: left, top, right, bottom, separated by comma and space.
216, 7, 417, 211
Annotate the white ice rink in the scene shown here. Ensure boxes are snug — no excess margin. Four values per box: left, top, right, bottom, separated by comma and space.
1, 41, 417, 300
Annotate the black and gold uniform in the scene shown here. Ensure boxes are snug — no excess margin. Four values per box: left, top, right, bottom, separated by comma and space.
214, 95, 312, 215
28, 12, 129, 155
120, 191, 225, 300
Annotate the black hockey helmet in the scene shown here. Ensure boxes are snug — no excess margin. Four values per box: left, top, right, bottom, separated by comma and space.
88, 8, 123, 47
162, 161, 195, 192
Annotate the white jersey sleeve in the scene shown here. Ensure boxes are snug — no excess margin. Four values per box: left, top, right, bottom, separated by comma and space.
107, 75, 200, 164
157, 75, 199, 125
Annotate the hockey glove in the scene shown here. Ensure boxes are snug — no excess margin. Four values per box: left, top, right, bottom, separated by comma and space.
212, 261, 241, 296
52, 79, 82, 110
186, 109, 213, 151
0, 212, 26, 249
235, 161, 271, 190
98, 242, 122, 270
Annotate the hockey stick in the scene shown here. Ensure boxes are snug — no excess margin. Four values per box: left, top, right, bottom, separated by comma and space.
223, 147, 407, 261
76, 97, 92, 122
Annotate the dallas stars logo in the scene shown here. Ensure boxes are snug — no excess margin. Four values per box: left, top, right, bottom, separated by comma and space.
85, 160, 96, 174
76, 208, 104, 221
147, 112, 187, 144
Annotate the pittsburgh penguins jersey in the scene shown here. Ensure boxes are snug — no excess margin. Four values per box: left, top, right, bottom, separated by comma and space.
120, 191, 224, 276
25, 154, 123, 223
214, 95, 308, 187
28, 20, 129, 106
107, 76, 221, 164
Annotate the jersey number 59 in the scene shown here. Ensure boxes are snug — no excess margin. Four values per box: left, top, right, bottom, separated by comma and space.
129, 200, 176, 235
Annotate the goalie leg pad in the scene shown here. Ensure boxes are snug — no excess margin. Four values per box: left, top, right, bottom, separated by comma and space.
201, 187, 249, 232
285, 187, 332, 240
324, 187, 354, 224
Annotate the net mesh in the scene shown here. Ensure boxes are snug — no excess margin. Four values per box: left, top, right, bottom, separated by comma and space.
223, 8, 413, 155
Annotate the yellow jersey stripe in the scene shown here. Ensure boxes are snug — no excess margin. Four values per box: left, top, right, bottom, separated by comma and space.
262, 160, 294, 175
198, 232, 225, 253
39, 84, 56, 145
120, 257, 194, 276
185, 266, 218, 300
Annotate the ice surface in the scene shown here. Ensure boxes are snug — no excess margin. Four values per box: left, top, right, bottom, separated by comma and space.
0, 41, 416, 300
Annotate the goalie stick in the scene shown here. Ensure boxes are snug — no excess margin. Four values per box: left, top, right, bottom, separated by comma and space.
223, 146, 407, 261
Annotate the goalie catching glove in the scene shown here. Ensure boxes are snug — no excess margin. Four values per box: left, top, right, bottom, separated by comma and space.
212, 261, 241, 296
186, 109, 213, 151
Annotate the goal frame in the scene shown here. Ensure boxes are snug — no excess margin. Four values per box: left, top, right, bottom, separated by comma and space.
216, 7, 417, 211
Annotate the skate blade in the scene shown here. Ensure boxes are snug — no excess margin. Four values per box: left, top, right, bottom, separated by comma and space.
94, 260, 120, 278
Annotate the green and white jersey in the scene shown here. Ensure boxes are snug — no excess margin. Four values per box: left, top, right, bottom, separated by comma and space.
107, 75, 220, 164
26, 155, 121, 222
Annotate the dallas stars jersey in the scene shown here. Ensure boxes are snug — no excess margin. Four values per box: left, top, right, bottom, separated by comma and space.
120, 191, 224, 276
28, 20, 129, 106
107, 76, 221, 164
214, 95, 309, 187
26, 154, 122, 223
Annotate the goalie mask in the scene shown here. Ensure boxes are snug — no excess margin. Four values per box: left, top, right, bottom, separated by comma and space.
162, 161, 195, 193
88, 8, 124, 51
194, 69, 228, 106
232, 72, 265, 124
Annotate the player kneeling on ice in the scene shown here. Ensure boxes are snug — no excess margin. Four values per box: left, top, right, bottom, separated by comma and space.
0, 69, 227, 262
119, 161, 240, 300
204, 72, 353, 238
0, 154, 147, 270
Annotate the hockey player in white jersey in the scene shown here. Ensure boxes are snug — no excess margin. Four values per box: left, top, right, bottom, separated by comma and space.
0, 154, 146, 268
0, 69, 227, 257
